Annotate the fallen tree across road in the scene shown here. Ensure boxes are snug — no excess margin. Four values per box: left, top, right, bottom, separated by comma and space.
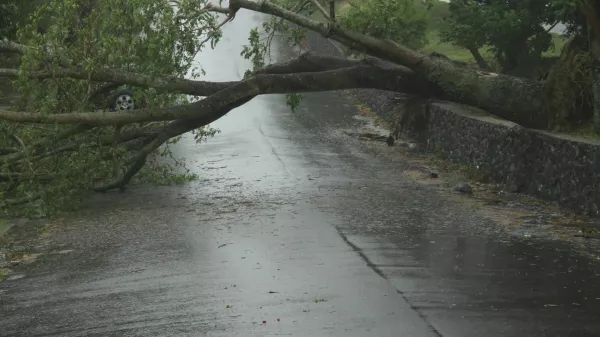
0, 0, 598, 214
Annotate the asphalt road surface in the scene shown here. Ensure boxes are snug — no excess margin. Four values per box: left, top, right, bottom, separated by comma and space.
2, 7, 600, 337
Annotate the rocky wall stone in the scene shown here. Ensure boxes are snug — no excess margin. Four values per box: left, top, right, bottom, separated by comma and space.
424, 102, 600, 215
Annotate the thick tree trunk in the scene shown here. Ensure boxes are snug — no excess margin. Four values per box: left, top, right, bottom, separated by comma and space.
542, 36, 593, 129
583, 1, 600, 132
228, 0, 546, 128
590, 33, 600, 132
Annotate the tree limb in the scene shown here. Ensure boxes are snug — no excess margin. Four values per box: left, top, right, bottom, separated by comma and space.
0, 39, 26, 55
0, 67, 233, 96
216, 0, 545, 128
0, 61, 434, 126
309, 0, 330, 20
8, 134, 25, 149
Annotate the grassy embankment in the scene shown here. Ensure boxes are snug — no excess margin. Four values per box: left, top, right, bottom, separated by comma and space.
311, 0, 567, 63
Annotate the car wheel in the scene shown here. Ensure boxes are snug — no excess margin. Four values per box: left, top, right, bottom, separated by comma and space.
109, 90, 136, 112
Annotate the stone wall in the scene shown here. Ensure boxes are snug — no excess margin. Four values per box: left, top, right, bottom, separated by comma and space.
302, 31, 600, 216
424, 102, 600, 216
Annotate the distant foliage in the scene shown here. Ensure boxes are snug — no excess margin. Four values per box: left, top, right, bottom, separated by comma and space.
341, 0, 429, 50
439, 0, 569, 73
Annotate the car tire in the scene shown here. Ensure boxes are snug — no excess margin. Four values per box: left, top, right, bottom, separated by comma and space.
108, 89, 136, 112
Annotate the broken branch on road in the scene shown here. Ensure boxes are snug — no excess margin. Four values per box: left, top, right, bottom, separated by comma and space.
0, 49, 434, 203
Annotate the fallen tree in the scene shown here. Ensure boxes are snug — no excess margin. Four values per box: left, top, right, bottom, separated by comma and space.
0, 0, 597, 214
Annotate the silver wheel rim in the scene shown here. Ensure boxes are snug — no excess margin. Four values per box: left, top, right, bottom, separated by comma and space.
115, 94, 135, 111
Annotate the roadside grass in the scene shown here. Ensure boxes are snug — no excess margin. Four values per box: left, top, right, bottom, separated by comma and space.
422, 30, 566, 63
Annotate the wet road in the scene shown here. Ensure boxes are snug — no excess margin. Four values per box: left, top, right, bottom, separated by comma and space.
2, 8, 600, 337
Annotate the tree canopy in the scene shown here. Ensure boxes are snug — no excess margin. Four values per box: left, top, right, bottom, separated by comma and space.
0, 0, 598, 215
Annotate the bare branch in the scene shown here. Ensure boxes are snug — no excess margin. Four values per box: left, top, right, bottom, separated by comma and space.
204, 4, 230, 15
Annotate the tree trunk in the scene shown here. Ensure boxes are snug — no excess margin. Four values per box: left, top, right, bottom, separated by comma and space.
468, 47, 492, 72
591, 33, 600, 133
228, 0, 547, 128
583, 1, 600, 132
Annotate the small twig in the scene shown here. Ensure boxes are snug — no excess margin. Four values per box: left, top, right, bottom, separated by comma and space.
545, 21, 559, 34
9, 134, 25, 149
198, 12, 237, 47
0, 147, 19, 155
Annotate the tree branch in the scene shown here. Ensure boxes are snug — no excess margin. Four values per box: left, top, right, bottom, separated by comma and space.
218, 0, 544, 127
0, 39, 26, 55
310, 0, 330, 20
0, 67, 233, 96
0, 40, 73, 67
0, 61, 434, 126
216, 0, 431, 71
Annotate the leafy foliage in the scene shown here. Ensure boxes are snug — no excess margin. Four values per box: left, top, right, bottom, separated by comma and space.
341, 0, 429, 50
0, 0, 18, 40
0, 0, 598, 217
440, 0, 563, 73
0, 0, 222, 216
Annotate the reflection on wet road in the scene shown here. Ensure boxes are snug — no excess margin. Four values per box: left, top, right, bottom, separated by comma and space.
2, 6, 600, 337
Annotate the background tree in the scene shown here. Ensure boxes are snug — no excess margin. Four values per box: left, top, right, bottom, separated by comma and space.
341, 0, 429, 50
439, 0, 568, 76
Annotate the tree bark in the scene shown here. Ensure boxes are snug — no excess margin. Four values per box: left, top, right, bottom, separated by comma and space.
225, 0, 546, 128
468, 47, 492, 72
0, 58, 434, 125
579, 0, 600, 132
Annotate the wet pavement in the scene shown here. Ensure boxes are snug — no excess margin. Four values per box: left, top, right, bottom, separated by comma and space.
2, 7, 600, 337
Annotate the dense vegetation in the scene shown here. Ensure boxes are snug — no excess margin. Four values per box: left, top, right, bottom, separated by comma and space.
0, 0, 597, 215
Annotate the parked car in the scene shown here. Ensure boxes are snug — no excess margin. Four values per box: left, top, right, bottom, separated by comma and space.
106, 86, 141, 112
90, 85, 146, 112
